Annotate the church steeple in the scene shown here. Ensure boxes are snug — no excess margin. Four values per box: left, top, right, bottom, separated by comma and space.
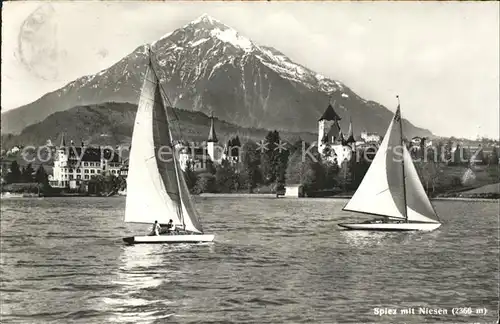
338, 129, 345, 145
207, 113, 218, 143
346, 117, 355, 144
60, 133, 66, 147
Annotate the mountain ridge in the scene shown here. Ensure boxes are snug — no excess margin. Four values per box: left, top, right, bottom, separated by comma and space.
0, 102, 318, 149
1, 14, 432, 139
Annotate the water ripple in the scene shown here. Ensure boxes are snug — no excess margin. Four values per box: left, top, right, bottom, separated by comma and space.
0, 197, 498, 323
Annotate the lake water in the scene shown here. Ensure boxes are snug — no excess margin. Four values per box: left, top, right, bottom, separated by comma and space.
0, 197, 498, 323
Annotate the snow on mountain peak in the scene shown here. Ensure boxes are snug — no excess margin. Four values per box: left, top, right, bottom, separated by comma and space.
151, 14, 341, 91
188, 14, 254, 51
191, 13, 219, 25
210, 28, 253, 51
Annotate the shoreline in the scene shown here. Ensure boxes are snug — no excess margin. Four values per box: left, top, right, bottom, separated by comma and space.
196, 193, 500, 202
198, 193, 277, 198
430, 197, 500, 202
2, 193, 498, 203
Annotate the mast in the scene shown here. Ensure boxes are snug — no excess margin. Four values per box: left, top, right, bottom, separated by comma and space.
397, 95, 409, 222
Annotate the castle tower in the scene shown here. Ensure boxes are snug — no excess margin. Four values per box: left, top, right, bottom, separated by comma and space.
57, 133, 68, 166
338, 128, 345, 145
60, 133, 66, 147
54, 133, 69, 187
346, 117, 356, 150
207, 113, 218, 162
318, 101, 341, 153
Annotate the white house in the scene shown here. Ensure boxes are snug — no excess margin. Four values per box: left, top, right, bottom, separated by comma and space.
50, 135, 124, 188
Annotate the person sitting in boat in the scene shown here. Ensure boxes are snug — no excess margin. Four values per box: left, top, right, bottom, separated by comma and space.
166, 219, 175, 234
150, 220, 161, 236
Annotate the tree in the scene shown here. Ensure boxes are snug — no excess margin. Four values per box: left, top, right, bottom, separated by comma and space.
409, 145, 419, 160
34, 165, 52, 194
416, 161, 442, 195
285, 150, 303, 185
5, 161, 21, 184
183, 161, 198, 193
103, 173, 118, 193
419, 137, 427, 160
443, 140, 453, 164
434, 141, 444, 163
194, 172, 216, 194
205, 159, 216, 175
462, 146, 470, 165
275, 147, 289, 191
35, 165, 49, 185
489, 146, 499, 166
87, 173, 120, 195
287, 137, 303, 156
453, 144, 462, 165
22, 163, 35, 182
241, 141, 261, 193
88, 175, 104, 195
351, 146, 374, 188
116, 175, 127, 191
214, 159, 238, 193
337, 159, 350, 191
226, 136, 242, 161
285, 149, 323, 194
260, 130, 281, 184
472, 146, 485, 165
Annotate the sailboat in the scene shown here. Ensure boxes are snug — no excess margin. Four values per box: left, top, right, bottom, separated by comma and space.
338, 97, 441, 231
122, 48, 215, 244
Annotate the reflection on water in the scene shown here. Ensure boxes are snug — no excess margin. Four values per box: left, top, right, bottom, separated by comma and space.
340, 230, 439, 248
0, 197, 498, 323
114, 245, 169, 291
100, 243, 216, 323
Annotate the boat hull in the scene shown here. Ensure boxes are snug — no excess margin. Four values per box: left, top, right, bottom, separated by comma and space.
123, 234, 215, 244
338, 222, 441, 231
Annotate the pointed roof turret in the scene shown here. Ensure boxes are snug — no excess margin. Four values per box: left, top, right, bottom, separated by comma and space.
338, 129, 346, 145
60, 133, 66, 147
319, 100, 342, 121
207, 113, 218, 143
346, 118, 356, 144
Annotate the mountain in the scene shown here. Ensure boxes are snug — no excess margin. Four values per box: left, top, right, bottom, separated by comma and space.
1, 14, 432, 138
0, 102, 317, 149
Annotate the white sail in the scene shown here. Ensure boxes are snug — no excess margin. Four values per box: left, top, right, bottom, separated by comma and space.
403, 146, 440, 223
344, 105, 439, 224
176, 157, 204, 233
343, 116, 406, 220
169, 128, 204, 234
124, 63, 182, 225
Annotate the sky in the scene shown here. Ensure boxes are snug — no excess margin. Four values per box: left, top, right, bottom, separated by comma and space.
2, 1, 499, 139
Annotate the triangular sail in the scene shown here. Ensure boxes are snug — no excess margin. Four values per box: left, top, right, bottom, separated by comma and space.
343, 114, 406, 220
124, 62, 182, 225
403, 146, 439, 223
125, 51, 207, 233
173, 153, 204, 233
344, 104, 439, 224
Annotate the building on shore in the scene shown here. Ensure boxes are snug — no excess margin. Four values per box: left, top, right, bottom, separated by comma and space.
360, 131, 381, 144
222, 136, 241, 165
284, 184, 304, 198
178, 114, 240, 171
49, 135, 124, 188
177, 144, 211, 172
317, 101, 360, 167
